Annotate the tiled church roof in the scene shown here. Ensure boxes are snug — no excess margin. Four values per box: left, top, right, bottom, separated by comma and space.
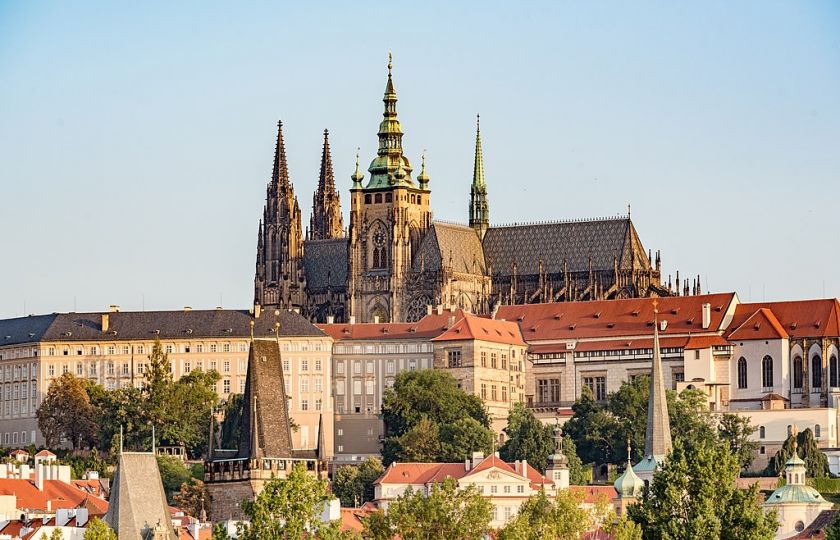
303, 238, 349, 290
483, 217, 650, 275
412, 222, 486, 274
726, 299, 840, 339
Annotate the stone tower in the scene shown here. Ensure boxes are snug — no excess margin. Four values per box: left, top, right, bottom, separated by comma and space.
348, 54, 432, 323
468, 115, 489, 240
309, 129, 344, 240
254, 121, 305, 311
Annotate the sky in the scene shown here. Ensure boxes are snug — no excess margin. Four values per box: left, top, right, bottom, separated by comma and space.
1, 1, 839, 319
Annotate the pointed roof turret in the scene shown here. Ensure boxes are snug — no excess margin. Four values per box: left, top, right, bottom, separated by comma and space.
318, 129, 335, 191
473, 115, 486, 188
272, 120, 290, 191
366, 52, 413, 189
614, 442, 644, 498
351, 148, 364, 189
417, 150, 430, 190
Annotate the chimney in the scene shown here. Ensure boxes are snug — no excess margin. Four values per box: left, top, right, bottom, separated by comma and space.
254, 303, 262, 319
101, 313, 109, 333
471, 451, 484, 469
702, 303, 711, 329
184, 306, 192, 312
35, 464, 44, 490
108, 304, 120, 313
373, 315, 380, 324
521, 459, 528, 479
349, 316, 356, 325
76, 508, 89, 527
436, 305, 443, 315
326, 315, 335, 324
19, 464, 29, 480
426, 305, 433, 316
465, 458, 471, 471
447, 316, 455, 328
490, 304, 500, 320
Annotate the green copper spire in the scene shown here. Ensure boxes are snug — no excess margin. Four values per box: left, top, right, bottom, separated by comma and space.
417, 150, 430, 190
351, 148, 364, 189
469, 114, 489, 240
366, 52, 414, 190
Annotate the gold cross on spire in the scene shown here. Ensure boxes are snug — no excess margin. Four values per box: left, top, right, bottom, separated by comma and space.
652, 298, 659, 315
388, 51, 392, 74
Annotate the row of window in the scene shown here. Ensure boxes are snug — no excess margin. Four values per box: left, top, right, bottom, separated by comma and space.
1, 431, 30, 445
335, 358, 419, 375
335, 379, 379, 396
41, 340, 327, 357
479, 383, 509, 403
757, 424, 822, 439
363, 192, 425, 205
0, 364, 37, 382
334, 343, 431, 354
282, 358, 325, 372
736, 355, 840, 390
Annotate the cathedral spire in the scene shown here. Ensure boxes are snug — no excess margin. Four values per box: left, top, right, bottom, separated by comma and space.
469, 114, 489, 240
310, 129, 344, 240
272, 120, 290, 191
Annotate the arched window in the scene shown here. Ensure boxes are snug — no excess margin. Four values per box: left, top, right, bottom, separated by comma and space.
737, 357, 748, 389
787, 425, 792, 436
812, 355, 822, 388
370, 225, 388, 270
793, 357, 803, 389
816, 424, 822, 438
759, 426, 765, 439
762, 355, 773, 388
831, 356, 838, 388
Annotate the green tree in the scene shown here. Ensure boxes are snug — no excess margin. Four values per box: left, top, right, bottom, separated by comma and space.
606, 375, 650, 463
220, 393, 243, 449
765, 428, 829, 478
163, 369, 220, 455
143, 337, 174, 436
36, 373, 97, 449
718, 413, 759, 469
497, 489, 590, 540
608, 517, 643, 540
370, 477, 492, 540
667, 388, 716, 452
211, 523, 232, 540
500, 403, 554, 473
173, 478, 210, 519
333, 458, 385, 507
157, 455, 194, 502
237, 463, 336, 540
93, 386, 147, 451
825, 511, 840, 540
563, 435, 586, 485
628, 441, 778, 540
40, 530, 63, 540
440, 417, 494, 462
563, 386, 622, 465
83, 518, 117, 540
381, 370, 489, 464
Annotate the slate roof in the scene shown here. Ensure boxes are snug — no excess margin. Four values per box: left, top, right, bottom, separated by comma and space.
0, 314, 58, 346
303, 238, 349, 290
104, 452, 177, 540
0, 309, 324, 344
412, 222, 486, 274
483, 217, 650, 276
237, 339, 294, 459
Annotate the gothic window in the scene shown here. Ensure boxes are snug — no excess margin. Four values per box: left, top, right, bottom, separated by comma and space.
831, 356, 838, 388
365, 194, 371, 204
812, 355, 822, 388
816, 424, 821, 438
406, 295, 432, 323
385, 193, 392, 203
374, 193, 382, 203
371, 225, 387, 270
793, 357, 803, 389
762, 355, 773, 388
759, 426, 765, 439
370, 303, 389, 324
737, 357, 747, 389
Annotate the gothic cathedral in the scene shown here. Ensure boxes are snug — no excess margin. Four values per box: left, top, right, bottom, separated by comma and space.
254, 56, 677, 323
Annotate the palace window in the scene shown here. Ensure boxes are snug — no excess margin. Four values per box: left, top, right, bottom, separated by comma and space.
759, 426, 765, 438
501, 354, 507, 370
737, 357, 747, 389
481, 384, 487, 400
501, 385, 507, 402
793, 357, 803, 389
448, 350, 462, 368
165, 345, 173, 354
762, 356, 774, 388
491, 353, 497, 369
832, 356, 839, 388
491, 385, 497, 401
315, 378, 322, 392
812, 355, 822, 388
223, 344, 231, 353
583, 376, 606, 400
315, 359, 322, 372
222, 379, 230, 394
481, 352, 487, 367
301, 399, 308, 411
315, 399, 322, 411
537, 378, 561, 404
816, 424, 822, 438
386, 360, 394, 374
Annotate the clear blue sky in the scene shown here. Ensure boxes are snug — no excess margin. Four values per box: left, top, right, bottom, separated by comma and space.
1, 1, 838, 318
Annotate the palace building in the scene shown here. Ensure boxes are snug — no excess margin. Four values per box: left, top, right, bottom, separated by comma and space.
253, 55, 675, 324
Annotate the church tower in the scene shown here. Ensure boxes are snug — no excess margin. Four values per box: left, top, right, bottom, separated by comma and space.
348, 54, 432, 323
254, 121, 305, 311
309, 129, 344, 240
468, 115, 489, 240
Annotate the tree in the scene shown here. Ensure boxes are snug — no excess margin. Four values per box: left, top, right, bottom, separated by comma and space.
667, 388, 716, 452
157, 455, 195, 502
718, 413, 759, 469
173, 478, 210, 519
36, 373, 97, 449
563, 386, 622, 465
40, 530, 63, 540
368, 477, 492, 540
332, 458, 384, 507
92, 385, 147, 451
163, 369, 220, 455
381, 370, 490, 464
211, 523, 232, 540
237, 463, 336, 540
220, 393, 243, 449
500, 403, 554, 473
439, 417, 493, 462
765, 427, 829, 478
628, 441, 778, 540
825, 511, 840, 540
497, 489, 590, 540
608, 517, 643, 540
83, 518, 117, 540
563, 435, 586, 485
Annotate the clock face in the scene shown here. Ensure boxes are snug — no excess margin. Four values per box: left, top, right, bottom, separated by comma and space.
373, 230, 386, 247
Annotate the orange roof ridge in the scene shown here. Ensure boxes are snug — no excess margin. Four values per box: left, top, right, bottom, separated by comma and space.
728, 307, 789, 341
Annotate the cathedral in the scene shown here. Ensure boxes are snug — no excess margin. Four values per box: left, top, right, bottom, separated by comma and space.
254, 56, 673, 323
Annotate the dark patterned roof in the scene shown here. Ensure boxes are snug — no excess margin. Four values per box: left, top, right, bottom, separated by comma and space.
483, 217, 650, 276
412, 222, 486, 274
0, 309, 324, 343
237, 339, 294, 459
303, 238, 349, 290
0, 314, 58, 346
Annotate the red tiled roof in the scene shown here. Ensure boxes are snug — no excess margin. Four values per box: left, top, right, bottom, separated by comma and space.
318, 310, 467, 341
569, 485, 617, 504
727, 308, 788, 341
34, 450, 56, 458
340, 507, 375, 533
572, 336, 688, 352
683, 334, 731, 349
374, 455, 552, 488
528, 343, 569, 354
0, 478, 106, 512
727, 299, 840, 339
495, 293, 737, 341
431, 313, 526, 346
10, 449, 30, 456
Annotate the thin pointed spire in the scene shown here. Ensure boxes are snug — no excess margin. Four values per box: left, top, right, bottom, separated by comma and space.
645, 299, 673, 459
351, 147, 364, 187
417, 149, 430, 189
272, 120, 290, 190
319, 129, 335, 191
473, 115, 486, 187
